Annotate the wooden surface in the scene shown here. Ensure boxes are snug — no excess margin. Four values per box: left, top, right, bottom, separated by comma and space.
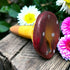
0, 33, 70, 70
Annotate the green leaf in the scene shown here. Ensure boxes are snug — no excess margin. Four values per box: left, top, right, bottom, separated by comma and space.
0, 3, 20, 18
8, 9, 18, 18
8, 4, 20, 18
0, 21, 11, 33
0, 25, 9, 33
0, 6, 9, 13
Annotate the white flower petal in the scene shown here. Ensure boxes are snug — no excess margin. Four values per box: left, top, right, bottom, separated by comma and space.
56, 0, 70, 14
56, 0, 64, 6
60, 1, 66, 11
63, 6, 67, 11
67, 8, 70, 14
17, 5, 41, 25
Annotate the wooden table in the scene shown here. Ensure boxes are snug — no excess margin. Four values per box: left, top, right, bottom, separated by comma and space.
0, 33, 70, 70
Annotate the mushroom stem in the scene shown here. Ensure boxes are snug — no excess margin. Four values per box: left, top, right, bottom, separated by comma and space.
10, 25, 34, 40
18, 25, 34, 40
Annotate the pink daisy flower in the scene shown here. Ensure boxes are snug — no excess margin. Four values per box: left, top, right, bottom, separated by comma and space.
61, 17, 70, 35
57, 35, 70, 60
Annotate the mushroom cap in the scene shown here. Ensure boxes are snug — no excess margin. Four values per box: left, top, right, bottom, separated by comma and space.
33, 11, 60, 59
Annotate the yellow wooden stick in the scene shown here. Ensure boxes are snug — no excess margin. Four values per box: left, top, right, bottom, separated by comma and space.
10, 25, 34, 40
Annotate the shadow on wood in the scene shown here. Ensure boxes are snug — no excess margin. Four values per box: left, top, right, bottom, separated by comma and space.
0, 52, 16, 70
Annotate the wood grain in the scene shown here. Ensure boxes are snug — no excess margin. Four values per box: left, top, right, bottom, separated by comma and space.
12, 41, 70, 70
0, 33, 69, 70
0, 33, 29, 59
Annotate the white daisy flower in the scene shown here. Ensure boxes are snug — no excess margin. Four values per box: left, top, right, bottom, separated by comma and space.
17, 5, 41, 25
56, 0, 70, 14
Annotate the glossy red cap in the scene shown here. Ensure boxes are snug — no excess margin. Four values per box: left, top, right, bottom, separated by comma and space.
33, 11, 60, 59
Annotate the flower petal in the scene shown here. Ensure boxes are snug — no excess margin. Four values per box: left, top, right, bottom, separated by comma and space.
57, 35, 70, 60
17, 5, 41, 25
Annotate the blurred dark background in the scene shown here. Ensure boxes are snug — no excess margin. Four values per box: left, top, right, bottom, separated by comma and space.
0, 0, 69, 39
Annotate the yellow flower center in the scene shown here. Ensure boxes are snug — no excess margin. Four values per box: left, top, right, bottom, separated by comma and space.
24, 13, 36, 24
64, 0, 70, 8
64, 0, 70, 3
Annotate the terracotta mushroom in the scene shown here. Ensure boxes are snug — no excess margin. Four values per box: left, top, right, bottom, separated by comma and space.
10, 11, 60, 59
